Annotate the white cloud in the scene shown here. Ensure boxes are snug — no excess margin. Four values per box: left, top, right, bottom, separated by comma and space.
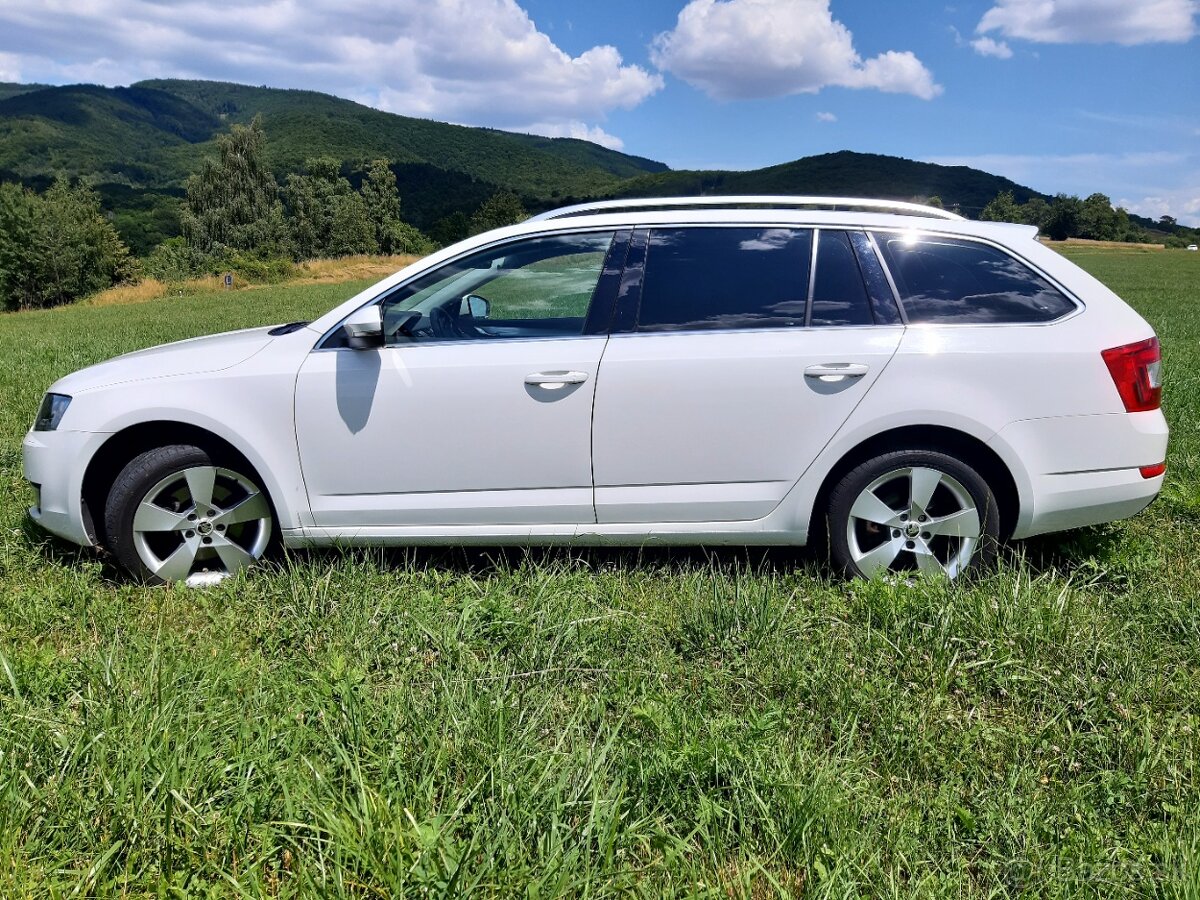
0, 52, 21, 82
518, 121, 626, 151
651, 0, 942, 101
1118, 192, 1200, 226
0, 0, 662, 144
970, 37, 1013, 58
977, 0, 1198, 45
816, 111, 837, 122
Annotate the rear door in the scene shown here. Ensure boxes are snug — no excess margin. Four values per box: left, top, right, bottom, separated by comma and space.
591, 227, 904, 524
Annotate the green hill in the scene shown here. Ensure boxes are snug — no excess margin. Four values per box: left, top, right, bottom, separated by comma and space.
0, 80, 666, 195
0, 78, 1067, 254
607, 151, 1048, 218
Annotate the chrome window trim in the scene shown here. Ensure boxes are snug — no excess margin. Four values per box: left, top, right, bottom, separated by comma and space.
804, 228, 821, 328
313, 220, 1084, 351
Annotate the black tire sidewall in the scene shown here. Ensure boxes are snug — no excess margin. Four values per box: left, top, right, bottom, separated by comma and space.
828, 449, 1001, 580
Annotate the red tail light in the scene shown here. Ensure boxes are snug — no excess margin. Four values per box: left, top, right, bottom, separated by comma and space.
1101, 337, 1161, 412
1140, 462, 1166, 479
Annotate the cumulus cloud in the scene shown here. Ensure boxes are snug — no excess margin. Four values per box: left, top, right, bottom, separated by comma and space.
1118, 191, 1200, 226
970, 37, 1013, 58
816, 111, 837, 122
651, 0, 941, 101
0, 0, 662, 143
977, 0, 1198, 45
0, 52, 22, 82
517, 121, 626, 150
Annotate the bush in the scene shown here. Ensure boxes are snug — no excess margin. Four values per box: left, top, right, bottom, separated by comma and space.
0, 180, 135, 310
223, 252, 295, 284
142, 237, 207, 283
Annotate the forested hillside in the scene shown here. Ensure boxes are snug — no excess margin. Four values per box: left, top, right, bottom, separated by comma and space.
0, 78, 1190, 261
611, 151, 1048, 218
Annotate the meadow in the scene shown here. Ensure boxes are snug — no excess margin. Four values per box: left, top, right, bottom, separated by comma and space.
0, 247, 1198, 897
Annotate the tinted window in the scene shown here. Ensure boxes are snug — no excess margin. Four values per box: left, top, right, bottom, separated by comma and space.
873, 233, 1075, 324
376, 232, 614, 345
811, 230, 873, 327
637, 228, 811, 331
849, 231, 902, 325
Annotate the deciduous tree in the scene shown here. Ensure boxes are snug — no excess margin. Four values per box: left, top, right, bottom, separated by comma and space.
180, 116, 289, 258
0, 180, 134, 310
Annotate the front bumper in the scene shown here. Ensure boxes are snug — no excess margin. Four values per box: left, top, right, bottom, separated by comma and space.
22, 429, 109, 547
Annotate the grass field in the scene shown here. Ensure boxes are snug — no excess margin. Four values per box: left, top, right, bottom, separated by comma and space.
1, 248, 1198, 897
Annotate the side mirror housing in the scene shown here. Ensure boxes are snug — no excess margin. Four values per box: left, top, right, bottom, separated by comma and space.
461, 294, 491, 320
341, 304, 383, 349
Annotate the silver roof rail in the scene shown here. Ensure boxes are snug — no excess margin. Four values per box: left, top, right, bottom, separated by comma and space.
529, 195, 965, 222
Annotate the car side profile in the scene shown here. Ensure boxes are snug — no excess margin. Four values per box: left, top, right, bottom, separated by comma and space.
23, 196, 1168, 585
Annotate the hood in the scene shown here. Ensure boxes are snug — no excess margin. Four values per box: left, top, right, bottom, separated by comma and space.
51, 326, 277, 395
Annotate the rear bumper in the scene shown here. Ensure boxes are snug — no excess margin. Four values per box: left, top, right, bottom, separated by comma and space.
992, 411, 1168, 539
22, 429, 108, 547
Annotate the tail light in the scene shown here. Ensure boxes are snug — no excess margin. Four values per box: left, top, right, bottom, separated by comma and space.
1101, 337, 1162, 413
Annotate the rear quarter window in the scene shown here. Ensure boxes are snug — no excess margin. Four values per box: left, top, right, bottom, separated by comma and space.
873, 233, 1076, 324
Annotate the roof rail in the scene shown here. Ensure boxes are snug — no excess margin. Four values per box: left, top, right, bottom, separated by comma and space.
528, 195, 965, 222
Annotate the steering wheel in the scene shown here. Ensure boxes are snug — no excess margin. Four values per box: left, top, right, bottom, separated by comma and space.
428, 306, 462, 340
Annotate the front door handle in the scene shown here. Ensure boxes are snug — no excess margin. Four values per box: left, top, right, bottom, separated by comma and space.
525, 371, 589, 389
804, 363, 869, 381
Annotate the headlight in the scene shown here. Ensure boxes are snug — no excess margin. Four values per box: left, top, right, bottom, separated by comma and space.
33, 393, 72, 431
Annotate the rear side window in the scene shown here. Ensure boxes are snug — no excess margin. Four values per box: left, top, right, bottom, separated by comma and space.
811, 230, 874, 327
873, 233, 1075, 324
637, 228, 811, 331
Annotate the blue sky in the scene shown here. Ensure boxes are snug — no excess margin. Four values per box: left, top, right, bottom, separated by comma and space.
0, 0, 1196, 223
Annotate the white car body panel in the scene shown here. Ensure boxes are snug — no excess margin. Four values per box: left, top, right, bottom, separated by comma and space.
294, 337, 606, 526
22, 201, 1169, 573
591, 326, 903, 523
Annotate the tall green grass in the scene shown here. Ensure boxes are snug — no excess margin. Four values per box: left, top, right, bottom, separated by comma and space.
0, 251, 1198, 897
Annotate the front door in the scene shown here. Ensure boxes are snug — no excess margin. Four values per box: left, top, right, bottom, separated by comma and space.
295, 230, 622, 527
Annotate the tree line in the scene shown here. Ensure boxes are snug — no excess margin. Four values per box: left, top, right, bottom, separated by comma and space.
0, 117, 528, 310
2, 119, 1198, 311
980, 190, 1199, 246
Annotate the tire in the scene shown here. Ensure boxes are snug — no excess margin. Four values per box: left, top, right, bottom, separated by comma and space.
104, 444, 275, 585
828, 449, 1000, 580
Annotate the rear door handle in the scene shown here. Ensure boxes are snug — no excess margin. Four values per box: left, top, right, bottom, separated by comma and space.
525, 371, 589, 388
805, 363, 869, 381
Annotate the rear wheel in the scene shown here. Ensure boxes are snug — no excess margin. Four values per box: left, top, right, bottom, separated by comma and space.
828, 450, 999, 580
105, 444, 274, 585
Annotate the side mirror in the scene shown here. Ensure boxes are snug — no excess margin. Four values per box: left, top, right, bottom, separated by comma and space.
461, 294, 491, 320
341, 304, 383, 349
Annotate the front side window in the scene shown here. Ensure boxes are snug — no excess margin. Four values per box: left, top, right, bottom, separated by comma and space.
636, 227, 812, 331
376, 232, 614, 344
873, 233, 1076, 324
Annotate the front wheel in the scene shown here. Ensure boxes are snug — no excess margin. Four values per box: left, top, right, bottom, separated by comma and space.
828, 450, 999, 580
104, 444, 275, 585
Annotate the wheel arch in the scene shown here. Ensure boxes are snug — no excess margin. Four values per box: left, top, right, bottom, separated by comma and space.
81, 421, 280, 548
806, 424, 1021, 546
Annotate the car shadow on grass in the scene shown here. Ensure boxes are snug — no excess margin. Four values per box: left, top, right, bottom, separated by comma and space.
1000, 524, 1129, 581
19, 513, 128, 583
287, 542, 829, 581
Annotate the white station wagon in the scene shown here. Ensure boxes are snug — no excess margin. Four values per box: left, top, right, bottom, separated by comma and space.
24, 197, 1168, 584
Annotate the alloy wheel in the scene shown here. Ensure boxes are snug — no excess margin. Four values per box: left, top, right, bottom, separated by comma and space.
130, 465, 273, 585
845, 466, 982, 579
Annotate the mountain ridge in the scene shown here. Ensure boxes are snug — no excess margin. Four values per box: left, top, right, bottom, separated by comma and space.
0, 79, 1066, 253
